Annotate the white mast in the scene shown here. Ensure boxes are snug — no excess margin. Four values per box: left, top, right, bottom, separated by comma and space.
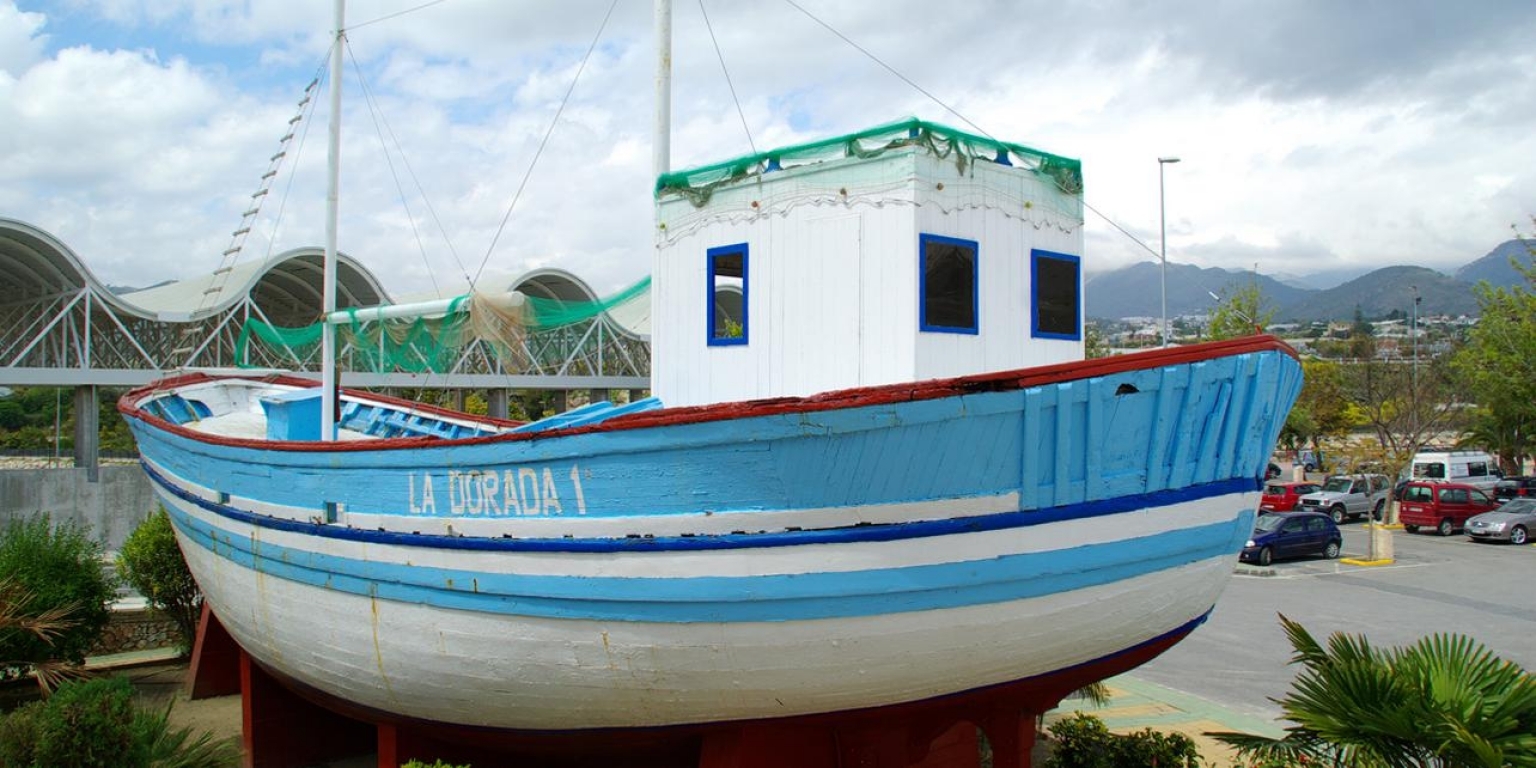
654, 0, 671, 179
321, 0, 345, 441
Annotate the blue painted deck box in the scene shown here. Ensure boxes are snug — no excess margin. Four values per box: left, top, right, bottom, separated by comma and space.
262, 388, 322, 441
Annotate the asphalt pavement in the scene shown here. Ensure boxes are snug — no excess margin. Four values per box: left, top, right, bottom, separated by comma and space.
1071, 520, 1536, 759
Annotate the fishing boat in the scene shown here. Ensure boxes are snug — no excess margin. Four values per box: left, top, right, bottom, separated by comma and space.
118, 3, 1302, 765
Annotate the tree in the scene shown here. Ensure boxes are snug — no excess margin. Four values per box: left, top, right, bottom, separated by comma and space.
1207, 279, 1275, 341
1084, 323, 1110, 359
1452, 221, 1536, 475
1211, 615, 1536, 767
1280, 359, 1354, 455
117, 508, 201, 654
1349, 305, 1377, 360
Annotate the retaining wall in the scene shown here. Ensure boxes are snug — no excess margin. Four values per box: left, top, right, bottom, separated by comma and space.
0, 465, 156, 551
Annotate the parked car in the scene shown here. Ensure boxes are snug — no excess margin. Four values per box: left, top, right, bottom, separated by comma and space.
1298, 474, 1390, 524
1259, 481, 1322, 513
1466, 498, 1536, 545
1398, 481, 1498, 536
1493, 476, 1536, 505
1240, 511, 1343, 566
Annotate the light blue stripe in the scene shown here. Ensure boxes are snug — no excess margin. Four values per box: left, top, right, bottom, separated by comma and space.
164, 500, 1253, 623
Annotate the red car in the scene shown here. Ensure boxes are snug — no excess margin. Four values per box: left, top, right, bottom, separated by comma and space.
1259, 481, 1322, 513
1399, 481, 1498, 536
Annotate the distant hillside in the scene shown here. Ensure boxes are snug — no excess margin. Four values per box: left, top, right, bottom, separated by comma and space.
1084, 262, 1310, 320
1454, 239, 1534, 286
1084, 237, 1536, 323
1274, 266, 1477, 322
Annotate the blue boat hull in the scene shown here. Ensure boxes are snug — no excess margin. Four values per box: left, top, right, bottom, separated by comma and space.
121, 337, 1302, 730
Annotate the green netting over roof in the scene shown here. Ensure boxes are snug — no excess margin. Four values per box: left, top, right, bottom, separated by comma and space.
523, 276, 650, 330
656, 117, 1083, 206
231, 277, 650, 373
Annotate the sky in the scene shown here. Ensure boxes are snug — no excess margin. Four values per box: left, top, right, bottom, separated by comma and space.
2, 0, 1534, 300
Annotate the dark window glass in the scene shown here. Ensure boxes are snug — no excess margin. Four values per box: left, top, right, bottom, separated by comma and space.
708, 244, 748, 346
1031, 249, 1080, 340
920, 235, 978, 333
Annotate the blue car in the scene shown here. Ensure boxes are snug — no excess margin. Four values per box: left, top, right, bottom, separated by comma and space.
1240, 511, 1342, 566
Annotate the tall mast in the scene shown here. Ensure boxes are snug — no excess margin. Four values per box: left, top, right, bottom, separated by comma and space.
321, 0, 345, 441
653, 0, 671, 180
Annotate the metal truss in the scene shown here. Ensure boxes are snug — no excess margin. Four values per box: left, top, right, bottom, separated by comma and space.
0, 284, 650, 390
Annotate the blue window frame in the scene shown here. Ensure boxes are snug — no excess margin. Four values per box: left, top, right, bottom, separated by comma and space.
1031, 249, 1081, 340
707, 243, 748, 346
919, 234, 978, 334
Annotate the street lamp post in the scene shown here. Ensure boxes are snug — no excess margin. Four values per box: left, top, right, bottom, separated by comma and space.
1411, 285, 1421, 437
1158, 157, 1181, 346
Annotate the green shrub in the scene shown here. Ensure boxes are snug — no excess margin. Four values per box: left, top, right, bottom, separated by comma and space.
0, 700, 42, 768
0, 515, 116, 669
32, 676, 143, 768
1044, 712, 1204, 768
117, 508, 200, 653
0, 676, 239, 768
402, 761, 473, 768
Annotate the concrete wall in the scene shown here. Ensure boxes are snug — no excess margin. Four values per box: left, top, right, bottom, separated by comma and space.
0, 466, 156, 551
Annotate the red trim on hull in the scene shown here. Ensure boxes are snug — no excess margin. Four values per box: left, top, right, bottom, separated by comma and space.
119, 335, 1296, 454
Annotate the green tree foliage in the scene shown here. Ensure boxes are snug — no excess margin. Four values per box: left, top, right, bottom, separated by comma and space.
1044, 712, 1204, 767
1280, 359, 1353, 453
0, 516, 116, 674
0, 387, 136, 454
1452, 225, 1536, 474
117, 509, 200, 654
1083, 323, 1110, 359
1211, 616, 1536, 767
1207, 280, 1275, 341
1349, 305, 1378, 360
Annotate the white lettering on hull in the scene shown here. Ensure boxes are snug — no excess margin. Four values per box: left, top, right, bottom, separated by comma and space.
410, 465, 586, 517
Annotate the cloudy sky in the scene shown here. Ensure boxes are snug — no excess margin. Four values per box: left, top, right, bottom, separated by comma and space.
3, 0, 1533, 299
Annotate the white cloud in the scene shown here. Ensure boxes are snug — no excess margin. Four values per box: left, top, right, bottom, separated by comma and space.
0, 2, 46, 76
2, 0, 1534, 296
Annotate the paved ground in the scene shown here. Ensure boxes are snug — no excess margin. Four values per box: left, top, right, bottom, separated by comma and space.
1118, 517, 1536, 762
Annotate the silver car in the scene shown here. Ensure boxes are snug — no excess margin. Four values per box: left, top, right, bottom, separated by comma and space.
1466, 498, 1536, 545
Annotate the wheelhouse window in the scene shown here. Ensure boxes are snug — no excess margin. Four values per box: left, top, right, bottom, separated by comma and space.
1031, 249, 1080, 340
919, 234, 978, 334
708, 244, 748, 346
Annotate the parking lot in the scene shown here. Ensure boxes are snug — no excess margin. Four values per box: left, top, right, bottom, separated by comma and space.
1130, 520, 1536, 723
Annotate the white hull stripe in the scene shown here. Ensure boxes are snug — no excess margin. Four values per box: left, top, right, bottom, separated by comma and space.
144, 459, 1253, 552
163, 495, 1253, 624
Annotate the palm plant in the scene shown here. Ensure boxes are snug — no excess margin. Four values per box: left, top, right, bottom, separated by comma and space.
1210, 615, 1536, 767
0, 576, 85, 692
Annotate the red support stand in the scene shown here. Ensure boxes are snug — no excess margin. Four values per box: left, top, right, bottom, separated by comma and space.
241, 652, 375, 768
185, 603, 241, 700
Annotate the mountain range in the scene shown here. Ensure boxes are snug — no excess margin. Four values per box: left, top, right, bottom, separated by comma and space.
1084, 239, 1533, 323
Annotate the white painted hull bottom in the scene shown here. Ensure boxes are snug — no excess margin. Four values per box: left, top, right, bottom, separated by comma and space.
163, 489, 1244, 731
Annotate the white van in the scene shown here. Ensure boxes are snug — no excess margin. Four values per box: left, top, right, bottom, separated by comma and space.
1409, 451, 1500, 490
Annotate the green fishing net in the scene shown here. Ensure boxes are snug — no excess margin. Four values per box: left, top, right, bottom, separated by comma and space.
232, 277, 650, 373
655, 117, 1083, 207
